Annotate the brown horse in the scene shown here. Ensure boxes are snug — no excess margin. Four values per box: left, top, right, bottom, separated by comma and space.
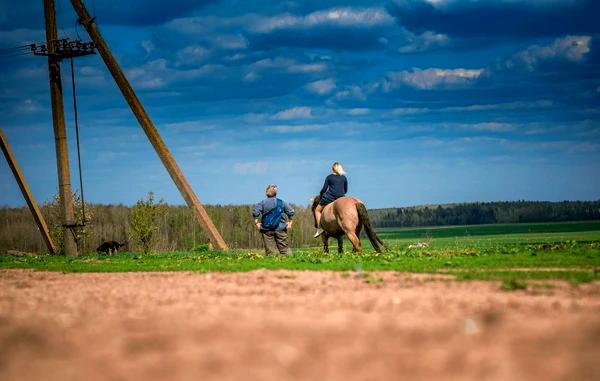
311, 195, 386, 253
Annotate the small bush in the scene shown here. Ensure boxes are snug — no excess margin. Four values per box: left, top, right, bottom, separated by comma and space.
129, 192, 166, 254
192, 243, 213, 252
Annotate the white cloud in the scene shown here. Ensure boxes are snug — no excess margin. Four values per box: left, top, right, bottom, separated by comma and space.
334, 85, 367, 101
213, 34, 248, 50
233, 161, 269, 175
264, 124, 324, 133
423, 0, 448, 5
253, 57, 326, 74
176, 45, 210, 66
16, 98, 44, 113
449, 100, 554, 112
141, 40, 155, 55
273, 107, 312, 120
126, 59, 168, 89
125, 58, 167, 89
8, 66, 46, 82
306, 78, 336, 95
243, 71, 260, 82
245, 57, 327, 82
125, 59, 226, 89
391, 100, 553, 115
421, 0, 580, 8
459, 122, 516, 132
506, 35, 591, 70
251, 7, 393, 33
385, 68, 483, 90
166, 17, 248, 50
288, 63, 327, 73
0, 28, 44, 47
163, 121, 215, 132
79, 66, 103, 77
392, 107, 429, 115
399, 31, 450, 53
347, 108, 371, 115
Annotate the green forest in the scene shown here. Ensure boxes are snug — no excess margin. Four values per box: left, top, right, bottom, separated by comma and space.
369, 200, 600, 227
1, 198, 598, 253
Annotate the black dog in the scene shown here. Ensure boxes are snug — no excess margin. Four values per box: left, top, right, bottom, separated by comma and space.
96, 241, 125, 255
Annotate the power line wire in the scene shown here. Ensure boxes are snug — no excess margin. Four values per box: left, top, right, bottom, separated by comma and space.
0, 52, 32, 60
0, 45, 31, 53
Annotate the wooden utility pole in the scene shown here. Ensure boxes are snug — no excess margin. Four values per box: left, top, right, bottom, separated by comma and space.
69, 0, 229, 250
0, 129, 57, 255
44, 0, 77, 256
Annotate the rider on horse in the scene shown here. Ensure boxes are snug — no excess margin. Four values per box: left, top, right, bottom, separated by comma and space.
314, 162, 347, 237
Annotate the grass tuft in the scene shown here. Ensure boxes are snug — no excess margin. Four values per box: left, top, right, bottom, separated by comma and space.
500, 278, 528, 291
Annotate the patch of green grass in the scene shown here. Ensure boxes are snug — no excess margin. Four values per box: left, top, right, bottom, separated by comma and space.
500, 278, 528, 291
1, 221, 599, 285
452, 269, 599, 285
1, 243, 599, 284
377, 221, 600, 240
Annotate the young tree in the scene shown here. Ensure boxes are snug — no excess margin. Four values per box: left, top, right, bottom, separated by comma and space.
129, 192, 166, 254
43, 191, 93, 254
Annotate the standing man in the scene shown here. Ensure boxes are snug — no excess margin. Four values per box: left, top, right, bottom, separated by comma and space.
252, 184, 295, 256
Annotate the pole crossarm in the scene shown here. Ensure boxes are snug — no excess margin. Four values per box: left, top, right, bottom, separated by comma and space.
69, 0, 229, 250
31, 38, 96, 61
0, 129, 57, 255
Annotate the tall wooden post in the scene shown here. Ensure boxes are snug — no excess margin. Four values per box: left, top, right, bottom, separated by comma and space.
70, 0, 229, 250
0, 129, 57, 255
44, 0, 78, 256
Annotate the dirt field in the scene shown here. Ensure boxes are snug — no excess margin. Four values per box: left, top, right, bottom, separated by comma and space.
1, 269, 599, 381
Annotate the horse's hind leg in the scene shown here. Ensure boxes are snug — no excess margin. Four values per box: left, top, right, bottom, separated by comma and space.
346, 232, 362, 252
337, 237, 343, 254
321, 235, 329, 253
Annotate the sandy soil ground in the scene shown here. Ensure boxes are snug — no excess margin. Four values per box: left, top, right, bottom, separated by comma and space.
1, 269, 599, 381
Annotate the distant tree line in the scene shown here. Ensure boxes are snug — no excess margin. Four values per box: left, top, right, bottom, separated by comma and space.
368, 200, 600, 228
0, 199, 317, 254
1, 199, 598, 253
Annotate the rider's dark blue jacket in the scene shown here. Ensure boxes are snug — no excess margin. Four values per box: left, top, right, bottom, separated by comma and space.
319, 174, 347, 205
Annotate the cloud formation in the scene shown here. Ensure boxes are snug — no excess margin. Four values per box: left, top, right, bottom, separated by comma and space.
306, 78, 336, 95
250, 7, 393, 33
95, 0, 218, 26
233, 161, 269, 175
385, 68, 483, 90
1, 0, 598, 207
273, 107, 313, 120
388, 0, 600, 38
507, 35, 592, 70
398, 30, 450, 53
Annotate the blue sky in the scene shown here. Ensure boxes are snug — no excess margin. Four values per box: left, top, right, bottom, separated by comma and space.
1, 0, 599, 208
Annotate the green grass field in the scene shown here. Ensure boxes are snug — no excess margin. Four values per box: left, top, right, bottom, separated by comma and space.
379, 220, 600, 246
2, 221, 600, 286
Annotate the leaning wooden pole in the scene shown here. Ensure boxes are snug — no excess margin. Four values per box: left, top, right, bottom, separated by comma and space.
44, 0, 78, 256
69, 0, 229, 250
0, 129, 57, 255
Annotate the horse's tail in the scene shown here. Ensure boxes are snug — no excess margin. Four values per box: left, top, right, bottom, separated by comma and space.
356, 203, 386, 253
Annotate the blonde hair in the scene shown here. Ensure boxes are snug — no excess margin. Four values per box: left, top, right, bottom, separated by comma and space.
332, 162, 346, 176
